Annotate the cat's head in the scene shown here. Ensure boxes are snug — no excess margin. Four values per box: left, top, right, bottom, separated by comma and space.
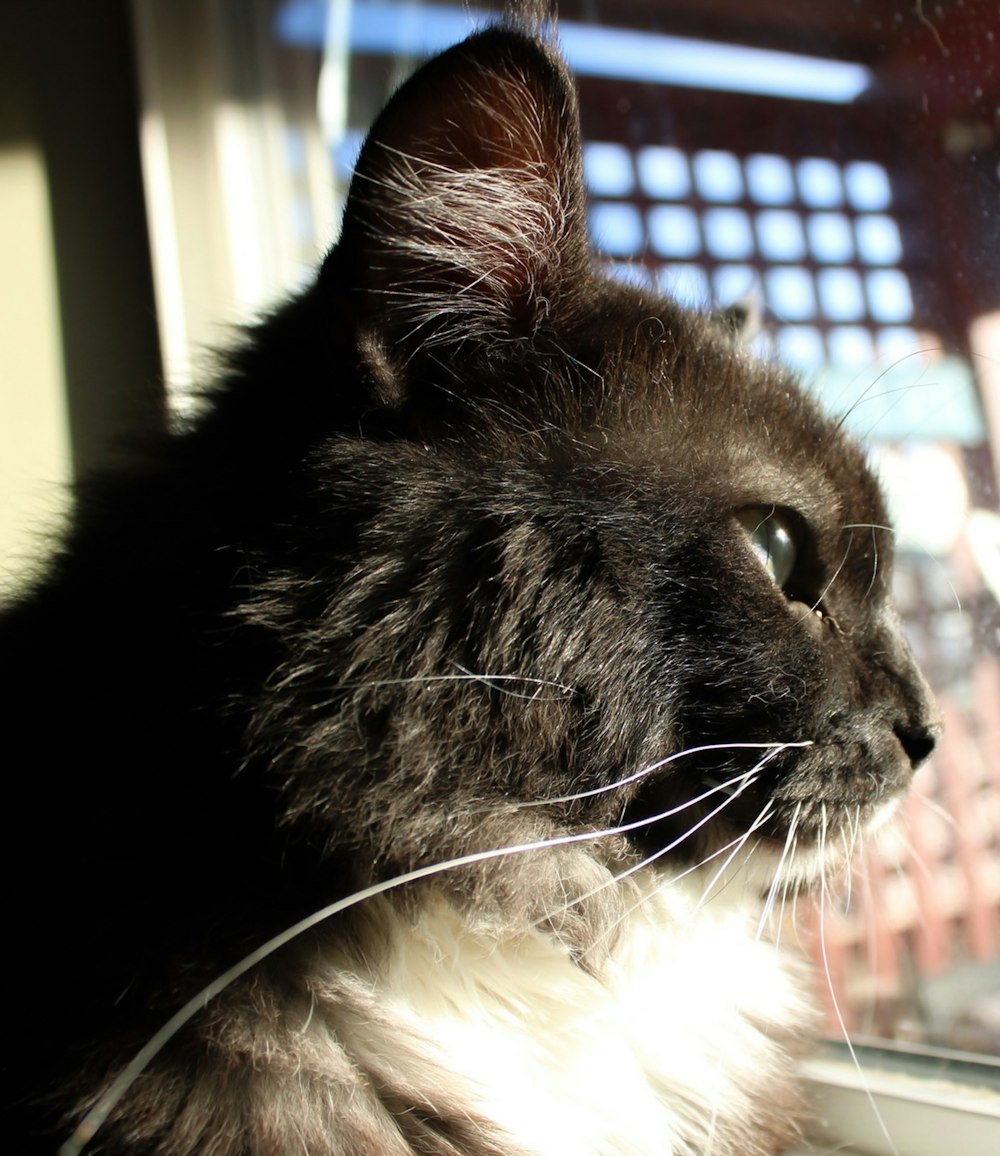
249, 22, 938, 894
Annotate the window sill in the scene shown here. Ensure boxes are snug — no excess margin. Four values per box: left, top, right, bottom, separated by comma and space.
793, 1041, 1000, 1156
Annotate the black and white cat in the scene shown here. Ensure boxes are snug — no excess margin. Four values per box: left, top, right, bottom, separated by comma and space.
3, 10, 937, 1156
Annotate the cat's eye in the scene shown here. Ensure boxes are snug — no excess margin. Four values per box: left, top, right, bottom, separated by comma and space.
736, 508, 798, 589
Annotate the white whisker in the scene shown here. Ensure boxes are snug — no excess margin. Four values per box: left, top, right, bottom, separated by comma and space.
909, 789, 958, 831
831, 348, 943, 436
863, 525, 879, 602
695, 799, 779, 1156
687, 799, 776, 923
337, 670, 580, 700
580, 806, 769, 958
818, 807, 900, 1156
795, 532, 853, 622
450, 662, 580, 699
533, 767, 765, 943
773, 819, 800, 951
842, 521, 962, 612
757, 802, 801, 940
59, 762, 774, 1156
521, 740, 805, 808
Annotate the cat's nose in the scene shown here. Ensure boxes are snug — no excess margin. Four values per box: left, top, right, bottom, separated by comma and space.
894, 720, 940, 769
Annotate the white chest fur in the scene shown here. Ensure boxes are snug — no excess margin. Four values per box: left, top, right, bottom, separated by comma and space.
339, 869, 814, 1155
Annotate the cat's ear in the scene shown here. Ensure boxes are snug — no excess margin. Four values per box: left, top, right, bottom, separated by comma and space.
329, 25, 590, 401
712, 297, 762, 344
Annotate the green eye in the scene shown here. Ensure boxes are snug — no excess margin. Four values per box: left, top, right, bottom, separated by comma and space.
736, 508, 797, 589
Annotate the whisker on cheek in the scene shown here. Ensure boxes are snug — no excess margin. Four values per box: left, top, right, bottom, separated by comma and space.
817, 809, 902, 1156
63, 755, 783, 1151
528, 765, 768, 942
515, 740, 810, 809
757, 803, 801, 941
687, 799, 777, 921
573, 816, 765, 959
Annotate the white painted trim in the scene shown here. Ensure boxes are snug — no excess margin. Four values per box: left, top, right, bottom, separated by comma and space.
801, 1045, 1000, 1156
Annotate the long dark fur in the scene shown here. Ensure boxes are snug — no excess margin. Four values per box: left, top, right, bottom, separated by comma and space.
2, 13, 936, 1156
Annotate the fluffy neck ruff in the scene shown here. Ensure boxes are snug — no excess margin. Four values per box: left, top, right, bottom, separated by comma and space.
314, 864, 817, 1155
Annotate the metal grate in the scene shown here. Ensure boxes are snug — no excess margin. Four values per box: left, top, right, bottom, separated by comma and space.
584, 140, 921, 372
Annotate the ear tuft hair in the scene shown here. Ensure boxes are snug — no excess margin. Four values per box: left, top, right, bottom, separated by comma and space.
335, 27, 589, 358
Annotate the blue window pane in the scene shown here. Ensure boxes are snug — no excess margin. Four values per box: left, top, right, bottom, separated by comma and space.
583, 142, 635, 197
589, 202, 644, 256
778, 325, 825, 367
867, 270, 914, 322
765, 267, 816, 321
856, 215, 903, 264
660, 263, 711, 306
797, 157, 843, 207
704, 208, 754, 259
637, 146, 690, 199
876, 326, 920, 361
845, 161, 892, 210
807, 213, 854, 262
713, 265, 755, 304
818, 268, 866, 321
745, 154, 795, 205
756, 210, 806, 260
828, 326, 875, 367
693, 150, 743, 202
648, 205, 701, 257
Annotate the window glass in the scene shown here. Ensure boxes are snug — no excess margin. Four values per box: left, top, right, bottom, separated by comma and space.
583, 141, 636, 196
692, 148, 744, 201
637, 145, 691, 199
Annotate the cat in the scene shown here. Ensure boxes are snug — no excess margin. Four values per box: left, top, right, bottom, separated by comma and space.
2, 9, 939, 1156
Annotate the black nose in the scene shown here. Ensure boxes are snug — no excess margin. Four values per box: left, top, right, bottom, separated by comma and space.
895, 721, 940, 769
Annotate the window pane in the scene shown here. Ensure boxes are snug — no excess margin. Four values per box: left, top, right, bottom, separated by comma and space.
713, 264, 755, 302
807, 212, 855, 262
797, 157, 844, 207
845, 160, 893, 210
584, 141, 635, 197
704, 208, 754, 259
693, 149, 744, 201
649, 204, 701, 257
766, 266, 817, 320
589, 202, 644, 256
638, 146, 690, 199
867, 269, 915, 322
827, 325, 875, 366
746, 153, 795, 204
778, 325, 825, 366
856, 214, 904, 264
818, 267, 866, 321
756, 209, 806, 260
660, 262, 711, 305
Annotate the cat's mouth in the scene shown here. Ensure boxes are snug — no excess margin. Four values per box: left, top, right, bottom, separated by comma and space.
628, 716, 922, 857
621, 746, 910, 885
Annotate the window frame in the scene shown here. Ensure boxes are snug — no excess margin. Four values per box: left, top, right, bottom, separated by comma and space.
799, 1042, 1000, 1155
